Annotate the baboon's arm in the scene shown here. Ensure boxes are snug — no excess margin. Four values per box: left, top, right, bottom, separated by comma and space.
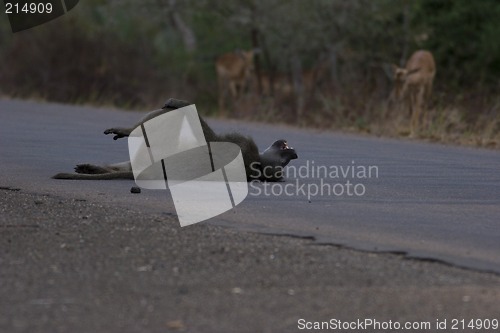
103, 127, 133, 140
104, 99, 194, 140
104, 98, 218, 142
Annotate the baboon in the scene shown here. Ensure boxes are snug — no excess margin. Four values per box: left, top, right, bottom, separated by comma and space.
53, 98, 298, 182
391, 50, 436, 137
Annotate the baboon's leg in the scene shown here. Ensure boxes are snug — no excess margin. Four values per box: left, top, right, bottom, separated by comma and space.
52, 171, 134, 180
107, 161, 132, 172
74, 161, 131, 175
75, 164, 111, 174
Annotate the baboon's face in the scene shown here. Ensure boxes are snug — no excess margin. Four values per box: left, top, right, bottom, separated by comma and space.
272, 140, 298, 166
259, 139, 298, 181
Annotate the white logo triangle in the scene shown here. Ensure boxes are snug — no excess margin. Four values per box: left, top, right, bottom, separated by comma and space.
176, 114, 200, 152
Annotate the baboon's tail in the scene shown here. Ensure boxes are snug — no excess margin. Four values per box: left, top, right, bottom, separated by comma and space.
52, 172, 134, 180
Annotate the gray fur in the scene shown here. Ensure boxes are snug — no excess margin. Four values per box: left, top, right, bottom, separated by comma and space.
52, 98, 297, 181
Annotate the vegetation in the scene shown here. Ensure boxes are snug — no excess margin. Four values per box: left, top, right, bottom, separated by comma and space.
0, 0, 498, 147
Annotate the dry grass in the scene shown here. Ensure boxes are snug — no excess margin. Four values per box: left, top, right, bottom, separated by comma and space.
221, 91, 500, 150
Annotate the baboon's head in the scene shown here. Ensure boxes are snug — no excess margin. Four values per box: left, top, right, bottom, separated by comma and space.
267, 139, 298, 166
259, 140, 298, 181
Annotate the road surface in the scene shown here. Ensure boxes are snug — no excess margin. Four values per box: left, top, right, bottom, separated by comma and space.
1, 99, 500, 332
1, 99, 499, 273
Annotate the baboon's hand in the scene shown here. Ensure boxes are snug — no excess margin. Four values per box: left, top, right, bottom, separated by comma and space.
104, 127, 132, 140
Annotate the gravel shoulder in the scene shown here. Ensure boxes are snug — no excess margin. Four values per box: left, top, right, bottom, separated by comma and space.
1, 189, 499, 333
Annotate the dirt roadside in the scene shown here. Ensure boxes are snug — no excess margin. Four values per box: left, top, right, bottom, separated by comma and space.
1, 189, 499, 333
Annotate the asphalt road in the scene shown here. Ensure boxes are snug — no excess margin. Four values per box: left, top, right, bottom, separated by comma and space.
1, 98, 499, 275
2, 98, 500, 332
